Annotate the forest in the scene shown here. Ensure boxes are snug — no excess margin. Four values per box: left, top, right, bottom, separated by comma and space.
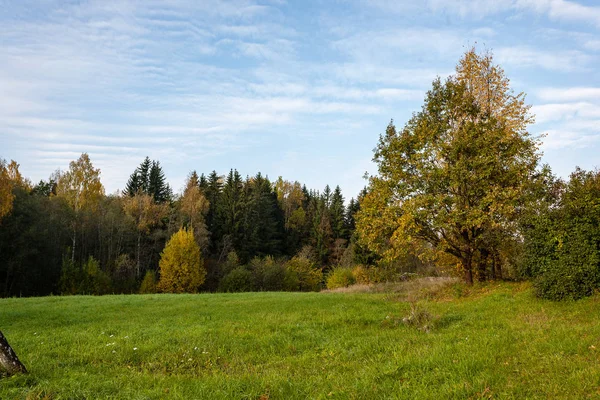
1, 49, 599, 301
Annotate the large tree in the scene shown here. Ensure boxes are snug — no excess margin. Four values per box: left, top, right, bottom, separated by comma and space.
356, 49, 540, 284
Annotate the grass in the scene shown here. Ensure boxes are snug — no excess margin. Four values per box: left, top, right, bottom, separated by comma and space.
1, 280, 600, 399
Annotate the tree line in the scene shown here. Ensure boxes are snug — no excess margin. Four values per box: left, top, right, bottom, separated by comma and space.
0, 155, 371, 297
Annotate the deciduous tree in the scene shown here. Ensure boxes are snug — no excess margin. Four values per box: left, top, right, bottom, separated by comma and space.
157, 227, 205, 293
356, 49, 540, 284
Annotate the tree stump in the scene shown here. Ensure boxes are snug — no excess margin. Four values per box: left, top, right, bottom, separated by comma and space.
0, 331, 27, 377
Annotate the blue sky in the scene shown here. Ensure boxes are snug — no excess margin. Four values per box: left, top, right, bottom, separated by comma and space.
1, 0, 599, 199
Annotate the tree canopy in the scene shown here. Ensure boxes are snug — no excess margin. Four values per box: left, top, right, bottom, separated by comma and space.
356, 49, 541, 284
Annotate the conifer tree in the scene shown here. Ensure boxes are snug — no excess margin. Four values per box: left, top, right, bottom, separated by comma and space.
330, 185, 346, 239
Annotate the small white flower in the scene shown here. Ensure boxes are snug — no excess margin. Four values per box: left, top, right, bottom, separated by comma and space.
133, 347, 138, 351
112, 350, 116, 354
109, 334, 114, 338
194, 347, 198, 350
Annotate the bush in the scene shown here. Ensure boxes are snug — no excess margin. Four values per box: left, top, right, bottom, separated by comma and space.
521, 168, 600, 300
250, 256, 286, 291
352, 265, 372, 284
139, 270, 157, 294
326, 268, 355, 289
284, 256, 323, 292
532, 228, 599, 300
219, 267, 255, 292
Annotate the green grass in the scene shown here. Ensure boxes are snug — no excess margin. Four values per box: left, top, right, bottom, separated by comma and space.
1, 282, 600, 399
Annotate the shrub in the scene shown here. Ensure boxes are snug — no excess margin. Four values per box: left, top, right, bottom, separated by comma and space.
219, 267, 255, 292
521, 168, 600, 300
284, 256, 323, 292
139, 270, 157, 294
250, 256, 286, 291
351, 265, 371, 284
326, 268, 355, 289
158, 227, 206, 293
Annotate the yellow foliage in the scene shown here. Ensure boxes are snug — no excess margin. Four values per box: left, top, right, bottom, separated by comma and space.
158, 227, 206, 293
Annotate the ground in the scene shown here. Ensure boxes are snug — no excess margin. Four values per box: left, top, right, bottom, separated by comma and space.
1, 280, 600, 399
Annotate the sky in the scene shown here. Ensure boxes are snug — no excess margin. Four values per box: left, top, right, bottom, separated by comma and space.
1, 0, 599, 199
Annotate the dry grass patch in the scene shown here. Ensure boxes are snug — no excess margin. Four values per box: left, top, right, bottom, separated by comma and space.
323, 276, 459, 300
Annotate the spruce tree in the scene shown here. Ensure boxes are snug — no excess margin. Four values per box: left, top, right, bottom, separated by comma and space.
330, 185, 346, 239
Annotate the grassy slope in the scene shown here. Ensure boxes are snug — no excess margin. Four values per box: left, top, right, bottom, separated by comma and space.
1, 282, 600, 399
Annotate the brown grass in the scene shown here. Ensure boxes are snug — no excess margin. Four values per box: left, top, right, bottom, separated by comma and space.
323, 276, 459, 301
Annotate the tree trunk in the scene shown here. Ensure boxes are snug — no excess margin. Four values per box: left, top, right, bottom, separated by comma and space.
494, 251, 503, 280
0, 331, 27, 376
136, 232, 141, 279
463, 255, 474, 285
478, 249, 489, 282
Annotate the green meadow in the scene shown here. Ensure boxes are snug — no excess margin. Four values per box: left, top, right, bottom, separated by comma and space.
1, 281, 600, 399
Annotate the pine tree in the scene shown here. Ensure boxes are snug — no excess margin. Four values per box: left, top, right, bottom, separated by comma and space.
125, 157, 171, 203
148, 161, 170, 203
218, 169, 244, 249
322, 185, 332, 209
330, 185, 346, 239
239, 173, 284, 261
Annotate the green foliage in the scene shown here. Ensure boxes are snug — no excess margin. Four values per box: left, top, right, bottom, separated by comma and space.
139, 270, 157, 294
1, 153, 356, 297
83, 256, 112, 295
158, 227, 206, 293
125, 157, 171, 203
219, 267, 255, 292
284, 256, 323, 292
522, 168, 600, 300
59, 256, 111, 295
250, 256, 286, 291
356, 49, 540, 284
326, 268, 356, 289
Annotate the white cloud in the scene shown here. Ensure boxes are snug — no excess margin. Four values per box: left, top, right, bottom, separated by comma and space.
542, 129, 600, 149
495, 46, 592, 72
537, 87, 600, 102
532, 102, 600, 123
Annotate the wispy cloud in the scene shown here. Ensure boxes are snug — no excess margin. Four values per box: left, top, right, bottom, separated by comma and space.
537, 87, 600, 102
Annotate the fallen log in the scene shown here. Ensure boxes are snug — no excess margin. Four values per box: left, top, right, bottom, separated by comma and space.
0, 330, 27, 377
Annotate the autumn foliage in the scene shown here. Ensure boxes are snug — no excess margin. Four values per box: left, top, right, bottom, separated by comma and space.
158, 227, 206, 293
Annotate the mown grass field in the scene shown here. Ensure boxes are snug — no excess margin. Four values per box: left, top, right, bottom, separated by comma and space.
1, 281, 600, 399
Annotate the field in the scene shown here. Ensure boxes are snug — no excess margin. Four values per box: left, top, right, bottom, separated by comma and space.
1, 280, 600, 399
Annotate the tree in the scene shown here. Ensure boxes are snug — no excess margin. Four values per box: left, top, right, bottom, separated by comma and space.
55, 153, 104, 263
356, 49, 540, 284
157, 227, 206, 293
0, 331, 27, 377
0, 159, 26, 223
123, 192, 167, 278
125, 157, 171, 203
180, 171, 210, 251
330, 185, 346, 239
238, 173, 283, 261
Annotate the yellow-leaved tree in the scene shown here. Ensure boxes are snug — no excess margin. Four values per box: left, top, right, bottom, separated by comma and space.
157, 227, 206, 293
